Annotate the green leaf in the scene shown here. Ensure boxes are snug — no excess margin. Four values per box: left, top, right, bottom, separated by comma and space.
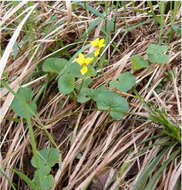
102, 16, 115, 34
148, 54, 170, 65
63, 62, 82, 77
34, 166, 51, 176
172, 25, 181, 35
75, 78, 92, 90
34, 175, 54, 190
106, 18, 115, 33
81, 18, 102, 39
86, 65, 97, 77
78, 2, 103, 18
81, 78, 93, 88
31, 148, 60, 169
93, 86, 129, 120
147, 44, 168, 54
109, 95, 129, 120
42, 58, 68, 73
131, 56, 149, 71
77, 88, 94, 103
11, 88, 37, 119
58, 74, 75, 95
76, 79, 93, 103
110, 72, 136, 92
33, 166, 54, 190
146, 44, 170, 64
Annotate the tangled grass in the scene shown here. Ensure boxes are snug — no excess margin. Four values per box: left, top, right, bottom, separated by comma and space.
0, 1, 181, 190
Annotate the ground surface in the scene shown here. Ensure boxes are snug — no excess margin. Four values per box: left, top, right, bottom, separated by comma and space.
0, 1, 181, 190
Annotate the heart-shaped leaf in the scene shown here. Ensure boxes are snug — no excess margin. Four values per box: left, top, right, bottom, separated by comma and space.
31, 148, 59, 169
86, 65, 97, 77
77, 88, 94, 103
11, 88, 37, 119
109, 72, 136, 92
33, 169, 54, 190
146, 44, 170, 64
93, 86, 129, 120
64, 62, 82, 77
131, 56, 149, 72
58, 74, 75, 95
42, 58, 68, 73
34, 166, 51, 176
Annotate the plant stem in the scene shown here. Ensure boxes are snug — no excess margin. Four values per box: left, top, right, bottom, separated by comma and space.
26, 118, 37, 155
78, 78, 85, 94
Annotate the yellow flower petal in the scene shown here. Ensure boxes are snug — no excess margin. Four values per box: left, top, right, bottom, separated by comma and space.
85, 57, 93, 65
91, 38, 105, 57
91, 38, 105, 49
94, 48, 100, 57
80, 66, 88, 75
98, 39, 105, 48
74, 53, 86, 66
91, 38, 100, 47
74, 53, 93, 66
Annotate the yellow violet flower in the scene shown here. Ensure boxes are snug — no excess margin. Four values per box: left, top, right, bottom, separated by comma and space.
90, 38, 105, 57
74, 53, 93, 75
74, 53, 85, 66
80, 66, 88, 75
94, 48, 100, 57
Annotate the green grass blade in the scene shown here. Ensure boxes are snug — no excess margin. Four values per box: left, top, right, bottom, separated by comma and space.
132, 148, 169, 190
159, 1, 165, 38
147, 1, 159, 24
78, 2, 104, 18
122, 19, 152, 33
13, 169, 37, 190
81, 18, 102, 39
145, 150, 180, 190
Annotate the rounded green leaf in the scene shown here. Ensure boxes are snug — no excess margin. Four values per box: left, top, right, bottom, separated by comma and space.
131, 56, 149, 72
31, 148, 60, 169
146, 44, 170, 64
58, 74, 75, 95
42, 58, 68, 73
77, 88, 94, 103
148, 54, 170, 64
34, 166, 51, 176
110, 72, 136, 92
33, 170, 54, 190
93, 86, 129, 120
10, 88, 37, 118
86, 65, 97, 77
39, 175, 54, 190
64, 62, 82, 77
76, 79, 93, 103
109, 95, 129, 120
147, 44, 168, 54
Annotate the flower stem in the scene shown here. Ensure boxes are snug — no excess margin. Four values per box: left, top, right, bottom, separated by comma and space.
26, 118, 37, 155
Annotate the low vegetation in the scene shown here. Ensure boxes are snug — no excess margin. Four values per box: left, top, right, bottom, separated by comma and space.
0, 1, 181, 190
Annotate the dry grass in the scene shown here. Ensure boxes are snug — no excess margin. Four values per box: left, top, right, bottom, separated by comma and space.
0, 1, 181, 190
